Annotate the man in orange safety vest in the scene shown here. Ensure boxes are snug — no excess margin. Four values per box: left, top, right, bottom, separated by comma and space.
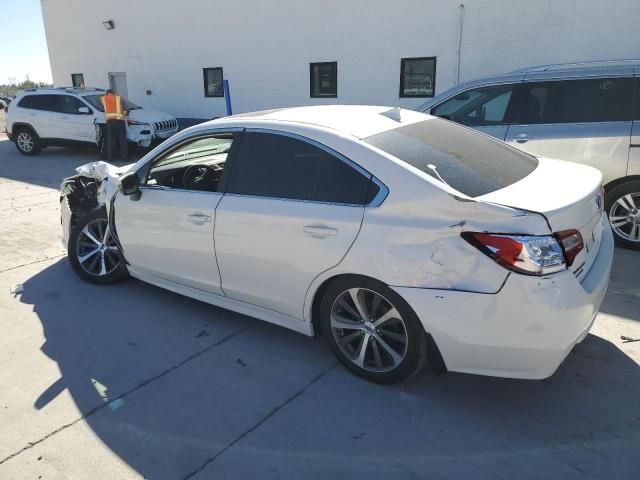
100, 89, 128, 161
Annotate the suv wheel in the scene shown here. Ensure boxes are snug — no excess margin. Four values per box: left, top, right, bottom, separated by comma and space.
15, 127, 42, 156
606, 180, 640, 250
320, 276, 428, 384
68, 209, 129, 284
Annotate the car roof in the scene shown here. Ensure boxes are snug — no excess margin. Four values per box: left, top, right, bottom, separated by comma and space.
207, 105, 430, 138
16, 87, 105, 96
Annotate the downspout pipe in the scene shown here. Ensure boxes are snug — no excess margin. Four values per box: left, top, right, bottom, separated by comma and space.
456, 4, 465, 85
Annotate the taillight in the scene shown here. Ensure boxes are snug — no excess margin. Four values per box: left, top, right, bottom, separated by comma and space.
554, 229, 584, 267
461, 232, 567, 275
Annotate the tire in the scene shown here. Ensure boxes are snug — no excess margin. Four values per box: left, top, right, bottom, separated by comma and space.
320, 276, 428, 384
68, 208, 129, 284
14, 127, 42, 156
605, 180, 640, 250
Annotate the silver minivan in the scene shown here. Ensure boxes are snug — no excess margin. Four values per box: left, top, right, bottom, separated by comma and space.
418, 60, 640, 250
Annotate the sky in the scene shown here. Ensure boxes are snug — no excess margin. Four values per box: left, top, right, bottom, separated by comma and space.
1, 0, 53, 84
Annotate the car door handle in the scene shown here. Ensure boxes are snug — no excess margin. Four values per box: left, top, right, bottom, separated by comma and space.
514, 134, 533, 143
303, 225, 338, 238
187, 213, 211, 224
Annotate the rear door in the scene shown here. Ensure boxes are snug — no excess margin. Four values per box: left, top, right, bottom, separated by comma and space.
214, 130, 372, 320
429, 83, 518, 140
505, 76, 634, 185
18, 94, 59, 138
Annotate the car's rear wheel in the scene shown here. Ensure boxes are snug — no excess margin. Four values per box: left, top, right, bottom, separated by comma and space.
320, 276, 427, 384
68, 209, 129, 284
15, 127, 42, 155
606, 180, 640, 250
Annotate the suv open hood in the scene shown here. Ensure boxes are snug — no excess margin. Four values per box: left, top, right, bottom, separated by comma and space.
128, 109, 176, 124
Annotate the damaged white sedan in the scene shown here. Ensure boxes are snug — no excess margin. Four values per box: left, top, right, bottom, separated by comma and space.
60, 106, 614, 384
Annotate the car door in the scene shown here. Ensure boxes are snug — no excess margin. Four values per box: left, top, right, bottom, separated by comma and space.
504, 76, 634, 185
214, 130, 372, 320
20, 94, 59, 138
55, 95, 96, 142
429, 83, 517, 140
114, 131, 240, 294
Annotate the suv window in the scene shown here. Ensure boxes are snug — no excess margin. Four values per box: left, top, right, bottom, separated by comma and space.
57, 95, 88, 114
431, 84, 515, 126
227, 132, 371, 205
147, 134, 237, 192
18, 94, 59, 111
515, 77, 633, 124
364, 118, 538, 198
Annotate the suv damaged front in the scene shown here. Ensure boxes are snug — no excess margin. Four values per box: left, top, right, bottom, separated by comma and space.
60, 161, 133, 250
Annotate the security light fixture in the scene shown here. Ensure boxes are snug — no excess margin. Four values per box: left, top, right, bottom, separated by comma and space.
103, 20, 115, 30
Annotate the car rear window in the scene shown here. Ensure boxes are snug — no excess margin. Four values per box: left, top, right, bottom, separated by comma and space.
363, 118, 538, 197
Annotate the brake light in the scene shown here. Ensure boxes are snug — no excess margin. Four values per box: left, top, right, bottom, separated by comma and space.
554, 229, 584, 267
461, 232, 566, 275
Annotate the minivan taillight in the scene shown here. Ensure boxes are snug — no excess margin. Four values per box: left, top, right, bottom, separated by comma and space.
461, 232, 567, 275
554, 229, 584, 267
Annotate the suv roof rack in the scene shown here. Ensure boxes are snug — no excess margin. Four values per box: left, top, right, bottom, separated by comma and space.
510, 58, 640, 73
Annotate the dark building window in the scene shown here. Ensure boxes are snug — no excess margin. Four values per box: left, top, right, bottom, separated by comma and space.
71, 73, 85, 88
310, 62, 337, 98
400, 57, 436, 98
203, 67, 224, 97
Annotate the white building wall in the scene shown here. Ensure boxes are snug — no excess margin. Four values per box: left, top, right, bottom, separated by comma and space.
41, 0, 640, 119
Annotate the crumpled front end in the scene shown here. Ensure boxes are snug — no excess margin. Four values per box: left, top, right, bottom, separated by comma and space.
59, 161, 132, 249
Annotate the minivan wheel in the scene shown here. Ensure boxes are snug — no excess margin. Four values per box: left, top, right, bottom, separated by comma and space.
15, 128, 42, 155
68, 209, 129, 284
320, 276, 427, 384
606, 180, 640, 250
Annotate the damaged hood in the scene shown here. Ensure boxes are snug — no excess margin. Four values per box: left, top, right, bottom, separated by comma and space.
75, 161, 135, 182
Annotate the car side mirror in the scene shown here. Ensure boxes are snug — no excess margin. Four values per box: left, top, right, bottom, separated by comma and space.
78, 106, 90, 114
119, 172, 141, 200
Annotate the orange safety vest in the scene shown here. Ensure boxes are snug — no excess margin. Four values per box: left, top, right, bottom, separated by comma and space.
100, 94, 125, 121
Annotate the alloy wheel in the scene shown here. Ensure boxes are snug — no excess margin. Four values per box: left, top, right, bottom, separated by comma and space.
75, 218, 121, 276
609, 193, 640, 243
330, 288, 408, 372
17, 132, 34, 153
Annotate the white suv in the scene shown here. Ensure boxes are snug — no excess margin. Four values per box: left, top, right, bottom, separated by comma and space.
5, 87, 178, 156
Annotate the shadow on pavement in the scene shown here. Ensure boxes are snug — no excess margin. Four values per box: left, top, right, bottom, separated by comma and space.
19, 258, 640, 479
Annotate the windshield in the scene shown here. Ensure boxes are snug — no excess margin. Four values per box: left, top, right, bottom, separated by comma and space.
83, 94, 142, 112
363, 119, 538, 197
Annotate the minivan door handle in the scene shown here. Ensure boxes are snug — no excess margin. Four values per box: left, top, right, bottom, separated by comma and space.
303, 225, 338, 238
514, 134, 533, 143
187, 213, 212, 225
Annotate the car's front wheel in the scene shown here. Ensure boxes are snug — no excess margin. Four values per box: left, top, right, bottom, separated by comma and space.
68, 209, 129, 284
606, 180, 640, 250
320, 276, 428, 384
15, 127, 42, 156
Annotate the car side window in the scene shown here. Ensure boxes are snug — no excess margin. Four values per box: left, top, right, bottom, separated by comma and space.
431, 84, 515, 126
514, 78, 634, 124
56, 95, 88, 114
18, 94, 58, 112
146, 133, 237, 192
227, 132, 372, 205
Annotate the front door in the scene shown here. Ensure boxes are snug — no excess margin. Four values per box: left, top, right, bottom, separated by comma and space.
54, 95, 96, 143
115, 132, 239, 294
504, 77, 634, 185
214, 130, 372, 320
108, 72, 129, 98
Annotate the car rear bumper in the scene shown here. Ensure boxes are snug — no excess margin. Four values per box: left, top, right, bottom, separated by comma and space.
393, 223, 614, 380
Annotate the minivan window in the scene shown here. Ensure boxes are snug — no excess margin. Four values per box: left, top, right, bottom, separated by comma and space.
227, 132, 371, 204
515, 77, 633, 124
431, 84, 515, 126
364, 119, 538, 197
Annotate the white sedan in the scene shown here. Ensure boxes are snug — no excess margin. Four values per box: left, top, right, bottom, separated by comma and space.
60, 106, 614, 384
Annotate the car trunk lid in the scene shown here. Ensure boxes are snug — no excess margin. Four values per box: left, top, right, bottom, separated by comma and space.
477, 157, 605, 281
